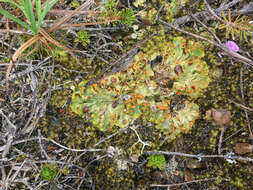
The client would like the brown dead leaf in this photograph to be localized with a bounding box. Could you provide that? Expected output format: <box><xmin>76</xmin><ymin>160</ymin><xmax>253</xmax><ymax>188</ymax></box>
<box><xmin>184</xmin><ymin>169</ymin><xmax>192</xmax><ymax>182</ymax></box>
<box><xmin>234</xmin><ymin>143</ymin><xmax>253</xmax><ymax>155</ymax></box>
<box><xmin>211</xmin><ymin>109</ymin><xmax>231</xmax><ymax>127</ymax></box>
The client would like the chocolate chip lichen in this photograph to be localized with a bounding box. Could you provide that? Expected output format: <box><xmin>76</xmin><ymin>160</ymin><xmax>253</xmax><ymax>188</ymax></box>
<box><xmin>71</xmin><ymin>30</ymin><xmax>210</xmax><ymax>141</ymax></box>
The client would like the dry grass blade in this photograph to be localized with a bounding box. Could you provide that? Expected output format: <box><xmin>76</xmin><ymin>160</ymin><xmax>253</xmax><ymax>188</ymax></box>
<box><xmin>40</xmin><ymin>37</ymin><xmax>54</xmax><ymax>52</ymax></box>
<box><xmin>12</xmin><ymin>35</ymin><xmax>40</xmax><ymax>62</ymax></box>
<box><xmin>6</xmin><ymin>27</ymin><xmax>80</xmax><ymax>86</ymax></box>
<box><xmin>25</xmin><ymin>41</ymin><xmax>40</xmax><ymax>58</ymax></box>
<box><xmin>6</xmin><ymin>35</ymin><xmax>40</xmax><ymax>85</ymax></box>
<box><xmin>49</xmin><ymin>9</ymin><xmax>98</xmax><ymax>16</ymax></box>
<box><xmin>59</xmin><ymin>19</ymin><xmax>120</xmax><ymax>29</ymax></box>
<box><xmin>228</xmin><ymin>99</ymin><xmax>253</xmax><ymax>112</ymax></box>
<box><xmin>39</xmin><ymin>28</ymin><xmax>80</xmax><ymax>64</ymax></box>
<box><xmin>48</xmin><ymin>0</ymin><xmax>94</xmax><ymax>32</ymax></box>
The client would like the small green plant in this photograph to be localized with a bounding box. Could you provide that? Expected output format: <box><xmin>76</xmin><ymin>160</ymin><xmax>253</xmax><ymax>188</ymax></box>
<box><xmin>74</xmin><ymin>30</ymin><xmax>90</xmax><ymax>46</ymax></box>
<box><xmin>69</xmin><ymin>0</ymin><xmax>80</xmax><ymax>8</ymax></box>
<box><xmin>118</xmin><ymin>8</ymin><xmax>136</xmax><ymax>26</ymax></box>
<box><xmin>133</xmin><ymin>0</ymin><xmax>146</xmax><ymax>7</ymax></box>
<box><xmin>100</xmin><ymin>0</ymin><xmax>136</xmax><ymax>26</ymax></box>
<box><xmin>53</xmin><ymin>47</ymin><xmax>68</xmax><ymax>62</ymax></box>
<box><xmin>40</xmin><ymin>164</ymin><xmax>57</xmax><ymax>181</ymax></box>
<box><xmin>147</xmin><ymin>154</ymin><xmax>166</xmax><ymax>170</ymax></box>
<box><xmin>0</xmin><ymin>0</ymin><xmax>58</xmax><ymax>35</ymax></box>
<box><xmin>102</xmin><ymin>0</ymin><xmax>116</xmax><ymax>12</ymax></box>
<box><xmin>218</xmin><ymin>9</ymin><xmax>253</xmax><ymax>40</ymax></box>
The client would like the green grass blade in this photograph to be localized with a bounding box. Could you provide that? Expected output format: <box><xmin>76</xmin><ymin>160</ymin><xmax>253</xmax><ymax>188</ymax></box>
<box><xmin>0</xmin><ymin>0</ymin><xmax>28</xmax><ymax>17</ymax></box>
<box><xmin>37</xmin><ymin>0</ymin><xmax>58</xmax><ymax>30</ymax></box>
<box><xmin>47</xmin><ymin>0</ymin><xmax>59</xmax><ymax>12</ymax></box>
<box><xmin>36</xmin><ymin>0</ymin><xmax>42</xmax><ymax>22</ymax></box>
<box><xmin>0</xmin><ymin>8</ymin><xmax>31</xmax><ymax>31</ymax></box>
<box><xmin>0</xmin><ymin>0</ymin><xmax>22</xmax><ymax>9</ymax></box>
<box><xmin>243</xmin><ymin>31</ymin><xmax>247</xmax><ymax>41</ymax></box>
<box><xmin>24</xmin><ymin>0</ymin><xmax>37</xmax><ymax>34</ymax></box>
<box><xmin>19</xmin><ymin>0</ymin><xmax>25</xmax><ymax>6</ymax></box>
<box><xmin>19</xmin><ymin>0</ymin><xmax>28</xmax><ymax>17</ymax></box>
<box><xmin>15</xmin><ymin>0</ymin><xmax>29</xmax><ymax>20</ymax></box>
<box><xmin>37</xmin><ymin>0</ymin><xmax>50</xmax><ymax>30</ymax></box>
<box><xmin>222</xmin><ymin>11</ymin><xmax>228</xmax><ymax>23</ymax></box>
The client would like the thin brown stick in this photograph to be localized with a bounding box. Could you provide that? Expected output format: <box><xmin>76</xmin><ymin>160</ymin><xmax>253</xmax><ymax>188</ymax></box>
<box><xmin>48</xmin><ymin>9</ymin><xmax>99</xmax><ymax>16</ymax></box>
<box><xmin>218</xmin><ymin>127</ymin><xmax>225</xmax><ymax>154</ymax></box>
<box><xmin>0</xmin><ymin>29</ymin><xmax>31</xmax><ymax>34</ymax></box>
<box><xmin>48</xmin><ymin>0</ymin><xmax>94</xmax><ymax>32</ymax></box>
<box><xmin>146</xmin><ymin>151</ymin><xmax>253</xmax><ymax>162</ymax></box>
<box><xmin>189</xmin><ymin>11</ymin><xmax>221</xmax><ymax>44</ymax></box>
<box><xmin>40</xmin><ymin>36</ymin><xmax>53</xmax><ymax>52</ymax></box>
<box><xmin>39</xmin><ymin>28</ymin><xmax>80</xmax><ymax>64</ymax></box>
<box><xmin>239</xmin><ymin>68</ymin><xmax>253</xmax><ymax>138</ymax></box>
<box><xmin>58</xmin><ymin>19</ymin><xmax>120</xmax><ymax>30</ymax></box>
<box><xmin>222</xmin><ymin>124</ymin><xmax>244</xmax><ymax>144</ymax></box>
<box><xmin>150</xmin><ymin>177</ymin><xmax>226</xmax><ymax>188</ymax></box>
<box><xmin>5</xmin><ymin>18</ymin><xmax>10</xmax><ymax>38</ymax></box>
<box><xmin>203</xmin><ymin>0</ymin><xmax>224</xmax><ymax>23</ymax></box>
<box><xmin>12</xmin><ymin>35</ymin><xmax>40</xmax><ymax>62</ymax></box>
<box><xmin>228</xmin><ymin>99</ymin><xmax>253</xmax><ymax>112</ymax></box>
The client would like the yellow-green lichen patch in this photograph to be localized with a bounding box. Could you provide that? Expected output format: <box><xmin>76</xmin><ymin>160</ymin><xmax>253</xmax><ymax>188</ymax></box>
<box><xmin>71</xmin><ymin>30</ymin><xmax>210</xmax><ymax>142</ymax></box>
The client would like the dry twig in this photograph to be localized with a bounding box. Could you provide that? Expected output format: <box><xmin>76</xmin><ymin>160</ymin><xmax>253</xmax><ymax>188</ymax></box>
<box><xmin>239</xmin><ymin>68</ymin><xmax>253</xmax><ymax>138</ymax></box>
<box><xmin>150</xmin><ymin>177</ymin><xmax>227</xmax><ymax>188</ymax></box>
<box><xmin>146</xmin><ymin>151</ymin><xmax>253</xmax><ymax>162</ymax></box>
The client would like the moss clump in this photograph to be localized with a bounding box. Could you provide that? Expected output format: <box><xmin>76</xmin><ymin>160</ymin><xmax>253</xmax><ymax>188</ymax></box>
<box><xmin>100</xmin><ymin>0</ymin><xmax>136</xmax><ymax>27</ymax></box>
<box><xmin>147</xmin><ymin>154</ymin><xmax>166</xmax><ymax>170</ymax></box>
<box><xmin>40</xmin><ymin>164</ymin><xmax>57</xmax><ymax>181</ymax></box>
<box><xmin>74</xmin><ymin>30</ymin><xmax>90</xmax><ymax>46</ymax></box>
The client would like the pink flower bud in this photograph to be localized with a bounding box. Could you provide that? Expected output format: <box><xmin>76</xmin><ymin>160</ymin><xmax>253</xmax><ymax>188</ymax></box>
<box><xmin>226</xmin><ymin>41</ymin><xmax>239</xmax><ymax>52</ymax></box>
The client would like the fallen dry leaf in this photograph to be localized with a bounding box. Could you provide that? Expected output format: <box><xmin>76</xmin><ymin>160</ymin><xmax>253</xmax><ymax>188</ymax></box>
<box><xmin>234</xmin><ymin>143</ymin><xmax>253</xmax><ymax>155</ymax></box>
<box><xmin>184</xmin><ymin>169</ymin><xmax>193</xmax><ymax>182</ymax></box>
<box><xmin>211</xmin><ymin>109</ymin><xmax>231</xmax><ymax>127</ymax></box>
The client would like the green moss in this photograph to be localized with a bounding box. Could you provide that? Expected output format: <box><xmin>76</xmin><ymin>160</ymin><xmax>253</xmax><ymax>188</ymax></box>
<box><xmin>100</xmin><ymin>0</ymin><xmax>136</xmax><ymax>27</ymax></box>
<box><xmin>69</xmin><ymin>0</ymin><xmax>80</xmax><ymax>8</ymax></box>
<box><xmin>53</xmin><ymin>48</ymin><xmax>68</xmax><ymax>62</ymax></box>
<box><xmin>147</xmin><ymin>154</ymin><xmax>166</xmax><ymax>170</ymax></box>
<box><xmin>40</xmin><ymin>164</ymin><xmax>58</xmax><ymax>181</ymax></box>
<box><xmin>74</xmin><ymin>30</ymin><xmax>90</xmax><ymax>46</ymax></box>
